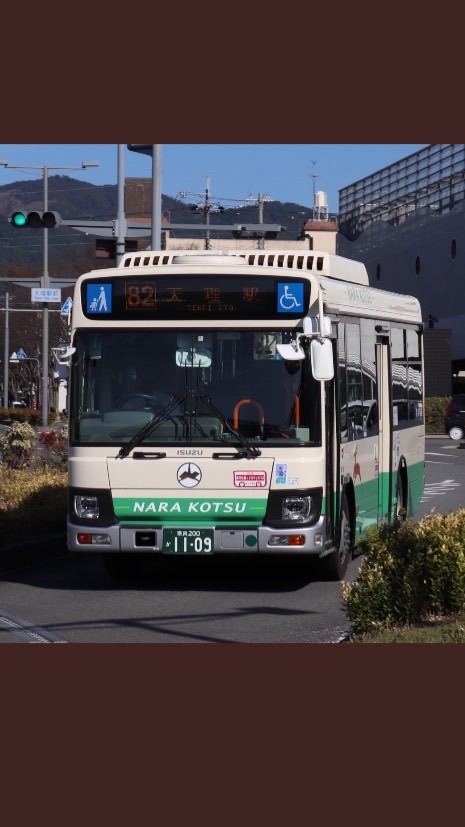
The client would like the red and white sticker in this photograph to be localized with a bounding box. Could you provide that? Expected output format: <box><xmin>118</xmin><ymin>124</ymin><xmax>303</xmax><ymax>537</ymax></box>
<box><xmin>234</xmin><ymin>471</ymin><xmax>267</xmax><ymax>488</ymax></box>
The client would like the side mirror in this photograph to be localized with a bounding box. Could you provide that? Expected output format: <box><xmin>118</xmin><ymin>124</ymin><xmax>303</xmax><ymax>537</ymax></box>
<box><xmin>311</xmin><ymin>338</ymin><xmax>334</xmax><ymax>381</ymax></box>
<box><xmin>52</xmin><ymin>345</ymin><xmax>76</xmax><ymax>365</ymax></box>
<box><xmin>276</xmin><ymin>342</ymin><xmax>305</xmax><ymax>360</ymax></box>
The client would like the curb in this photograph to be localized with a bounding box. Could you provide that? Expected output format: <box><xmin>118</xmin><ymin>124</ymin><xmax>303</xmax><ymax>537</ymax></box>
<box><xmin>0</xmin><ymin>532</ymin><xmax>68</xmax><ymax>575</ymax></box>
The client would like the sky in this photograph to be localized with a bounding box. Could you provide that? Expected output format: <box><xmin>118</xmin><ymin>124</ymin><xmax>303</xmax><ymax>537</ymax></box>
<box><xmin>0</xmin><ymin>144</ymin><xmax>429</xmax><ymax>213</ymax></box>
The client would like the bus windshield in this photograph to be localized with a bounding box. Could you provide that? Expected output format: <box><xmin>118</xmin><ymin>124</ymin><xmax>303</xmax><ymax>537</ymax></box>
<box><xmin>69</xmin><ymin>328</ymin><xmax>322</xmax><ymax>448</ymax></box>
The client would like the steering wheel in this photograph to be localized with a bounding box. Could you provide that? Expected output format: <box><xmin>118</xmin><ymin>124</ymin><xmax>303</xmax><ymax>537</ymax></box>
<box><xmin>115</xmin><ymin>394</ymin><xmax>163</xmax><ymax>411</ymax></box>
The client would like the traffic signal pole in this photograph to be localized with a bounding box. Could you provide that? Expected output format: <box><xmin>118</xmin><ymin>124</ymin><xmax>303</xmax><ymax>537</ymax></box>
<box><xmin>152</xmin><ymin>145</ymin><xmax>162</xmax><ymax>250</ymax></box>
<box><xmin>3</xmin><ymin>292</ymin><xmax>9</xmax><ymax>408</ymax></box>
<box><xmin>116</xmin><ymin>145</ymin><xmax>127</xmax><ymax>266</ymax></box>
<box><xmin>42</xmin><ymin>167</ymin><xmax>50</xmax><ymax>425</ymax></box>
<box><xmin>1</xmin><ymin>158</ymin><xmax>99</xmax><ymax>425</ymax></box>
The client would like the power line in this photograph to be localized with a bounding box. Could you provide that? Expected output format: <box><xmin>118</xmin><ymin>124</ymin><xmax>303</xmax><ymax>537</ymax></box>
<box><xmin>179</xmin><ymin>177</ymin><xmax>273</xmax><ymax>249</ymax></box>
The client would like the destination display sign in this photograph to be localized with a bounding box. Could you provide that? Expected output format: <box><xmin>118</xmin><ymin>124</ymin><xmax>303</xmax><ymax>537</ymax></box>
<box><xmin>82</xmin><ymin>275</ymin><xmax>310</xmax><ymax>320</ymax></box>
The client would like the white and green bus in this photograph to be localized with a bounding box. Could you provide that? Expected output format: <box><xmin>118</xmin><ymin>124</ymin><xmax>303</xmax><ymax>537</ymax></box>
<box><xmin>64</xmin><ymin>249</ymin><xmax>425</xmax><ymax>579</ymax></box>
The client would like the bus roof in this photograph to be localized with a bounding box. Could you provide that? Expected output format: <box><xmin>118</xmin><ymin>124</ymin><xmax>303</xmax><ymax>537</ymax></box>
<box><xmin>117</xmin><ymin>249</ymin><xmax>370</xmax><ymax>286</ymax></box>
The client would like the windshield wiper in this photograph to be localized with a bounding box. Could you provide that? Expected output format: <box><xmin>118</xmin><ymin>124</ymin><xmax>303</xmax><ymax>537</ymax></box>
<box><xmin>199</xmin><ymin>394</ymin><xmax>261</xmax><ymax>458</ymax></box>
<box><xmin>117</xmin><ymin>395</ymin><xmax>184</xmax><ymax>458</ymax></box>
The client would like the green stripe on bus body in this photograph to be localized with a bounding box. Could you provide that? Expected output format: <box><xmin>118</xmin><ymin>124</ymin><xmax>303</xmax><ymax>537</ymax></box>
<box><xmin>120</xmin><ymin>521</ymin><xmax>262</xmax><ymax>529</ymax></box>
<box><xmin>113</xmin><ymin>497</ymin><xmax>268</xmax><ymax>521</ymax></box>
<box><xmin>330</xmin><ymin>459</ymin><xmax>425</xmax><ymax>536</ymax></box>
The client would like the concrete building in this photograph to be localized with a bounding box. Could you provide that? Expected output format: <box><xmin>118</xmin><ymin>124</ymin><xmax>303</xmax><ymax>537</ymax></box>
<box><xmin>336</xmin><ymin>144</ymin><xmax>465</xmax><ymax>394</ymax></box>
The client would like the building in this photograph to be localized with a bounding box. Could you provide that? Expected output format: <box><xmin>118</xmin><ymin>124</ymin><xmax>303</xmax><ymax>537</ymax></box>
<box><xmin>336</xmin><ymin>143</ymin><xmax>465</xmax><ymax>395</ymax></box>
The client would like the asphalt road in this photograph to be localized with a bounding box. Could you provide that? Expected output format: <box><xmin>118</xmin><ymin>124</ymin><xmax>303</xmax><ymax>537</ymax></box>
<box><xmin>0</xmin><ymin>550</ymin><xmax>364</xmax><ymax>644</ymax></box>
<box><xmin>417</xmin><ymin>435</ymin><xmax>465</xmax><ymax>519</ymax></box>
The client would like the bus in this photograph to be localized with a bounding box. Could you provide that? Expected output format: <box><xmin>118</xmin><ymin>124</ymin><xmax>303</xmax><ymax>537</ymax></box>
<box><xmin>62</xmin><ymin>248</ymin><xmax>425</xmax><ymax>580</ymax></box>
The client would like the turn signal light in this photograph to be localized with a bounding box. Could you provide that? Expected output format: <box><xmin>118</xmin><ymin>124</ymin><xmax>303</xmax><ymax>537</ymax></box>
<box><xmin>287</xmin><ymin>535</ymin><xmax>305</xmax><ymax>546</ymax></box>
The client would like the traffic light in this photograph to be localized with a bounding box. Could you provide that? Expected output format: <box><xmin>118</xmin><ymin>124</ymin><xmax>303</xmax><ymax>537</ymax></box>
<box><xmin>95</xmin><ymin>239</ymin><xmax>139</xmax><ymax>259</ymax></box>
<box><xmin>10</xmin><ymin>210</ymin><xmax>62</xmax><ymax>228</ymax></box>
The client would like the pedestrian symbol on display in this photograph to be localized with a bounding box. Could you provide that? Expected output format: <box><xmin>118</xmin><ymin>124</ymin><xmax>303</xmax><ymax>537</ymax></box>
<box><xmin>87</xmin><ymin>284</ymin><xmax>112</xmax><ymax>314</ymax></box>
<box><xmin>61</xmin><ymin>297</ymin><xmax>73</xmax><ymax>316</ymax></box>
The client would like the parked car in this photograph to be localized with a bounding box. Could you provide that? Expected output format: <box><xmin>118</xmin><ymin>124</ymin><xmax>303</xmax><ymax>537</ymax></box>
<box><xmin>445</xmin><ymin>394</ymin><xmax>465</xmax><ymax>440</ymax></box>
<box><xmin>11</xmin><ymin>401</ymin><xmax>27</xmax><ymax>409</ymax></box>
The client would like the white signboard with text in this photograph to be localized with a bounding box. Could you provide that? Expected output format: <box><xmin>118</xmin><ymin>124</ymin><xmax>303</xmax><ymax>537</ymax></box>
<box><xmin>31</xmin><ymin>288</ymin><xmax>62</xmax><ymax>303</ymax></box>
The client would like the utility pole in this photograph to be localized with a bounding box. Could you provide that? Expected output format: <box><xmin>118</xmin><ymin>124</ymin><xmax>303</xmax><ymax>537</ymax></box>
<box><xmin>310</xmin><ymin>160</ymin><xmax>319</xmax><ymax>219</ymax></box>
<box><xmin>205</xmin><ymin>174</ymin><xmax>211</xmax><ymax>249</ymax></box>
<box><xmin>180</xmin><ymin>174</ymin><xmax>224</xmax><ymax>250</ymax></box>
<box><xmin>245</xmin><ymin>192</ymin><xmax>272</xmax><ymax>249</ymax></box>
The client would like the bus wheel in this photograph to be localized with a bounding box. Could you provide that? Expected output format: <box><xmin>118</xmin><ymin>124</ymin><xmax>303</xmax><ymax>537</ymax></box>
<box><xmin>102</xmin><ymin>553</ymin><xmax>140</xmax><ymax>579</ymax></box>
<box><xmin>323</xmin><ymin>494</ymin><xmax>352</xmax><ymax>581</ymax></box>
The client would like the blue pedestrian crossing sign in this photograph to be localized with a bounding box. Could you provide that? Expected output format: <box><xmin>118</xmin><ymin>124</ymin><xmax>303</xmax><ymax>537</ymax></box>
<box><xmin>16</xmin><ymin>347</ymin><xmax>27</xmax><ymax>359</ymax></box>
<box><xmin>61</xmin><ymin>297</ymin><xmax>73</xmax><ymax>316</ymax></box>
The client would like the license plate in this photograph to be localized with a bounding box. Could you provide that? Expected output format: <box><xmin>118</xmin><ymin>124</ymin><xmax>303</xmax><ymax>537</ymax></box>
<box><xmin>163</xmin><ymin>528</ymin><xmax>214</xmax><ymax>555</ymax></box>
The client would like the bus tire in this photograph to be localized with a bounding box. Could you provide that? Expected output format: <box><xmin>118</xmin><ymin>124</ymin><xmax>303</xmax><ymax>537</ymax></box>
<box><xmin>102</xmin><ymin>552</ymin><xmax>141</xmax><ymax>579</ymax></box>
<box><xmin>323</xmin><ymin>493</ymin><xmax>352</xmax><ymax>581</ymax></box>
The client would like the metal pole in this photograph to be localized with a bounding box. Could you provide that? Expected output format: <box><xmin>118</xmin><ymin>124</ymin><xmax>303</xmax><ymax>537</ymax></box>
<box><xmin>257</xmin><ymin>193</ymin><xmax>264</xmax><ymax>250</ymax></box>
<box><xmin>205</xmin><ymin>174</ymin><xmax>211</xmax><ymax>250</ymax></box>
<box><xmin>152</xmin><ymin>144</ymin><xmax>162</xmax><ymax>249</ymax></box>
<box><xmin>41</xmin><ymin>167</ymin><xmax>49</xmax><ymax>427</ymax></box>
<box><xmin>116</xmin><ymin>145</ymin><xmax>127</xmax><ymax>265</ymax></box>
<box><xmin>3</xmin><ymin>292</ymin><xmax>9</xmax><ymax>408</ymax></box>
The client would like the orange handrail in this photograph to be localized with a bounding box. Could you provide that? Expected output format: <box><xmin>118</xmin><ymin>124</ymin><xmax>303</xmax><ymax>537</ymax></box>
<box><xmin>233</xmin><ymin>399</ymin><xmax>265</xmax><ymax>431</ymax></box>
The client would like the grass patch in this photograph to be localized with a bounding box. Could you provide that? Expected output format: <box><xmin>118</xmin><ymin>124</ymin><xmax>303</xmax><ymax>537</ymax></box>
<box><xmin>346</xmin><ymin>615</ymin><xmax>465</xmax><ymax>643</ymax></box>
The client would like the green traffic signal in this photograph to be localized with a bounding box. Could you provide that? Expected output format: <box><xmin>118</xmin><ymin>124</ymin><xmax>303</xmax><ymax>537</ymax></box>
<box><xmin>9</xmin><ymin>210</ymin><xmax>62</xmax><ymax>228</ymax></box>
<box><xmin>11</xmin><ymin>211</ymin><xmax>27</xmax><ymax>227</ymax></box>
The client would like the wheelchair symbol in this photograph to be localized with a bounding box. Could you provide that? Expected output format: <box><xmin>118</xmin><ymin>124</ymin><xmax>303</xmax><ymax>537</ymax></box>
<box><xmin>277</xmin><ymin>283</ymin><xmax>303</xmax><ymax>313</ymax></box>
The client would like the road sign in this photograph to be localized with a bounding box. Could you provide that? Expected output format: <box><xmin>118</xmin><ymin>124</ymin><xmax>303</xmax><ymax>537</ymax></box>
<box><xmin>31</xmin><ymin>288</ymin><xmax>62</xmax><ymax>303</ymax></box>
<box><xmin>16</xmin><ymin>348</ymin><xmax>27</xmax><ymax>359</ymax></box>
<box><xmin>61</xmin><ymin>297</ymin><xmax>73</xmax><ymax>316</ymax></box>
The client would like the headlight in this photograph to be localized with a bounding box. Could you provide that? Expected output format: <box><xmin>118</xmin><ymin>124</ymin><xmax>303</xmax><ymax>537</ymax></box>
<box><xmin>282</xmin><ymin>496</ymin><xmax>312</xmax><ymax>522</ymax></box>
<box><xmin>74</xmin><ymin>495</ymin><xmax>99</xmax><ymax>519</ymax></box>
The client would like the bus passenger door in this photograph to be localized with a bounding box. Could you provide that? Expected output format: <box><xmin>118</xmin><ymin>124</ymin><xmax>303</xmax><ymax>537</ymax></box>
<box><xmin>376</xmin><ymin>341</ymin><xmax>392</xmax><ymax>523</ymax></box>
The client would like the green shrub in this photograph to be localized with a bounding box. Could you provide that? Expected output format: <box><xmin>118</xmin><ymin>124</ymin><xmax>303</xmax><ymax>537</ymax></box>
<box><xmin>0</xmin><ymin>421</ymin><xmax>37</xmax><ymax>468</ymax></box>
<box><xmin>342</xmin><ymin>510</ymin><xmax>465</xmax><ymax>635</ymax></box>
<box><xmin>0</xmin><ymin>467</ymin><xmax>67</xmax><ymax>546</ymax></box>
<box><xmin>424</xmin><ymin>396</ymin><xmax>451</xmax><ymax>434</ymax></box>
<box><xmin>0</xmin><ymin>407</ymin><xmax>57</xmax><ymax>427</ymax></box>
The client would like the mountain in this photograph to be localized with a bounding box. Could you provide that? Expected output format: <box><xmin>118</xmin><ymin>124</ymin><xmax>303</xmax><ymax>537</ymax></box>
<box><xmin>0</xmin><ymin>175</ymin><xmax>314</xmax><ymax>276</ymax></box>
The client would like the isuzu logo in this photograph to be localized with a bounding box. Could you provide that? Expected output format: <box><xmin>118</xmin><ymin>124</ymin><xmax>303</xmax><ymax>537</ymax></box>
<box><xmin>177</xmin><ymin>462</ymin><xmax>202</xmax><ymax>488</ymax></box>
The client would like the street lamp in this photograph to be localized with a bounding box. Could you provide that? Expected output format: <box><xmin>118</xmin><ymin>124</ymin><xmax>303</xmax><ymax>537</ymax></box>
<box><xmin>0</xmin><ymin>158</ymin><xmax>99</xmax><ymax>425</ymax></box>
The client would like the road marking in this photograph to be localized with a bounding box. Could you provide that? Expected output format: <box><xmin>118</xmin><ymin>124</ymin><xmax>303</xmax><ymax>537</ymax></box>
<box><xmin>426</xmin><ymin>451</ymin><xmax>453</xmax><ymax>457</ymax></box>
<box><xmin>421</xmin><ymin>479</ymin><xmax>461</xmax><ymax>502</ymax></box>
<box><xmin>0</xmin><ymin>610</ymin><xmax>67</xmax><ymax>644</ymax></box>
